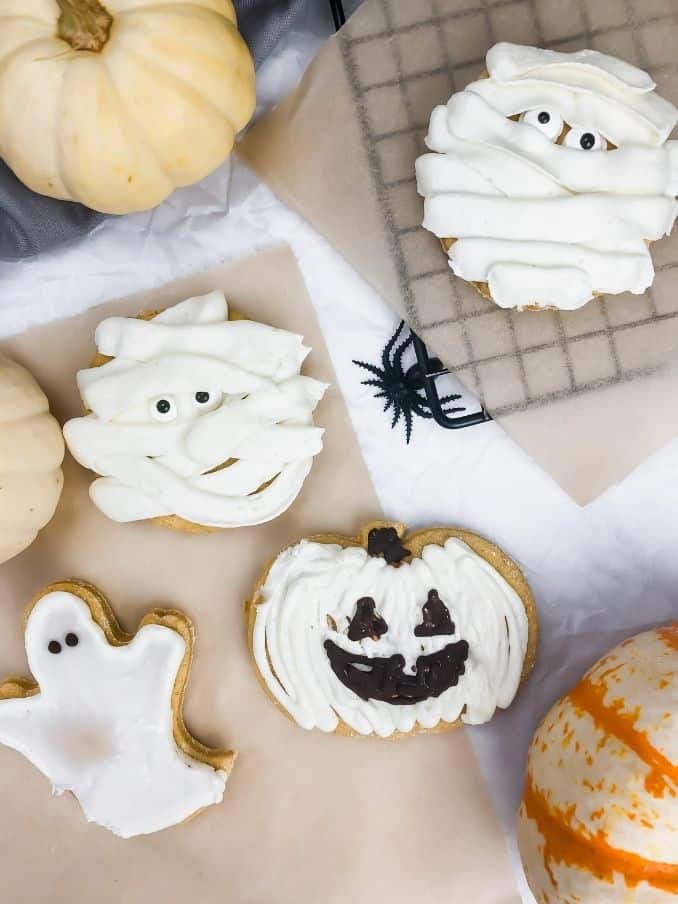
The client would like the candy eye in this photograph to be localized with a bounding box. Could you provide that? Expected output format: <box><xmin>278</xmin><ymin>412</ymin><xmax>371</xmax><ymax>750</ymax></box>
<box><xmin>193</xmin><ymin>390</ymin><xmax>222</xmax><ymax>411</ymax></box>
<box><xmin>564</xmin><ymin>128</ymin><xmax>605</xmax><ymax>151</ymax></box>
<box><xmin>151</xmin><ymin>396</ymin><xmax>177</xmax><ymax>422</ymax></box>
<box><xmin>520</xmin><ymin>108</ymin><xmax>563</xmax><ymax>142</ymax></box>
<box><xmin>414</xmin><ymin>590</ymin><xmax>454</xmax><ymax>637</ymax></box>
<box><xmin>347</xmin><ymin>597</ymin><xmax>388</xmax><ymax>641</ymax></box>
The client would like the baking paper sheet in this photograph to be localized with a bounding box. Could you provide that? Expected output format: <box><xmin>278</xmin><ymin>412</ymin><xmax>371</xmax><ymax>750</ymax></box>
<box><xmin>239</xmin><ymin>0</ymin><xmax>678</xmax><ymax>504</ymax></box>
<box><xmin>0</xmin><ymin>246</ymin><xmax>519</xmax><ymax>904</ymax></box>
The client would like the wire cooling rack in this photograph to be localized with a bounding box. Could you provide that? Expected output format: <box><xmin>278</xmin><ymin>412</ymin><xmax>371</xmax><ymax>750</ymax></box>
<box><xmin>332</xmin><ymin>0</ymin><xmax>678</xmax><ymax>420</ymax></box>
<box><xmin>329</xmin><ymin>0</ymin><xmax>491</xmax><ymax>430</ymax></box>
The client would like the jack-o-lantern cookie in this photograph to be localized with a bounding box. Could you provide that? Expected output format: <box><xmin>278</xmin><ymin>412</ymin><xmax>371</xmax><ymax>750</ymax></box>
<box><xmin>416</xmin><ymin>43</ymin><xmax>678</xmax><ymax>311</ymax></box>
<box><xmin>63</xmin><ymin>290</ymin><xmax>327</xmax><ymax>531</ymax></box>
<box><xmin>0</xmin><ymin>581</ymin><xmax>234</xmax><ymax>837</ymax></box>
<box><xmin>246</xmin><ymin>521</ymin><xmax>537</xmax><ymax>738</ymax></box>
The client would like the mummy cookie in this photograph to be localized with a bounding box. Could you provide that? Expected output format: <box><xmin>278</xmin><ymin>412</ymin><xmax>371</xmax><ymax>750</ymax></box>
<box><xmin>63</xmin><ymin>291</ymin><xmax>327</xmax><ymax>530</ymax></box>
<box><xmin>0</xmin><ymin>581</ymin><xmax>234</xmax><ymax>838</ymax></box>
<box><xmin>416</xmin><ymin>43</ymin><xmax>678</xmax><ymax>311</ymax></box>
<box><xmin>247</xmin><ymin>522</ymin><xmax>537</xmax><ymax>738</ymax></box>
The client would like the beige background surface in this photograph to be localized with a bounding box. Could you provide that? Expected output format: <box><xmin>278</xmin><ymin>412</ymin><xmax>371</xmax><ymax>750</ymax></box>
<box><xmin>0</xmin><ymin>247</ymin><xmax>519</xmax><ymax>903</ymax></box>
<box><xmin>239</xmin><ymin>0</ymin><xmax>678</xmax><ymax>504</ymax></box>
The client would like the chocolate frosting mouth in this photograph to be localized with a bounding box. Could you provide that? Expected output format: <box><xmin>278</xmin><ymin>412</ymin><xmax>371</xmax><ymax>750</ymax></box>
<box><xmin>324</xmin><ymin>638</ymin><xmax>469</xmax><ymax>705</ymax></box>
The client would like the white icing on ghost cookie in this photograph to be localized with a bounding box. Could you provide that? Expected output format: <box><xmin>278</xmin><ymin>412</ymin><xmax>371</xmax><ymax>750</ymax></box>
<box><xmin>63</xmin><ymin>291</ymin><xmax>327</xmax><ymax>528</ymax></box>
<box><xmin>0</xmin><ymin>584</ymin><xmax>233</xmax><ymax>838</ymax></box>
<box><xmin>250</xmin><ymin>529</ymin><xmax>532</xmax><ymax>738</ymax></box>
<box><xmin>415</xmin><ymin>42</ymin><xmax>678</xmax><ymax>311</ymax></box>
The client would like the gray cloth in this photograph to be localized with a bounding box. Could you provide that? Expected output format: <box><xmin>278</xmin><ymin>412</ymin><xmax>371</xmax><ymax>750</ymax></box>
<box><xmin>0</xmin><ymin>0</ymin><xmax>315</xmax><ymax>262</ymax></box>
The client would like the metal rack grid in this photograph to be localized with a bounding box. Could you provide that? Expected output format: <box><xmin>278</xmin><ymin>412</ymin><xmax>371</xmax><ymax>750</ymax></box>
<box><xmin>336</xmin><ymin>0</ymin><xmax>678</xmax><ymax>417</ymax></box>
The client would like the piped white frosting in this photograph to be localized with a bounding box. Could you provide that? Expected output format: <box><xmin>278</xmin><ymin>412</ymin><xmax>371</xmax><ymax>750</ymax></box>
<box><xmin>252</xmin><ymin>537</ymin><xmax>529</xmax><ymax>737</ymax></box>
<box><xmin>63</xmin><ymin>292</ymin><xmax>327</xmax><ymax>527</ymax></box>
<box><xmin>0</xmin><ymin>591</ymin><xmax>226</xmax><ymax>838</ymax></box>
<box><xmin>416</xmin><ymin>42</ymin><xmax>678</xmax><ymax>310</ymax></box>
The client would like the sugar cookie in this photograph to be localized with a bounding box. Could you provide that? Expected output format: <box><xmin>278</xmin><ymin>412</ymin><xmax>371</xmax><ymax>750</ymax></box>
<box><xmin>416</xmin><ymin>43</ymin><xmax>678</xmax><ymax>311</ymax></box>
<box><xmin>246</xmin><ymin>521</ymin><xmax>537</xmax><ymax>738</ymax></box>
<box><xmin>63</xmin><ymin>291</ymin><xmax>327</xmax><ymax>531</ymax></box>
<box><xmin>0</xmin><ymin>581</ymin><xmax>234</xmax><ymax>837</ymax></box>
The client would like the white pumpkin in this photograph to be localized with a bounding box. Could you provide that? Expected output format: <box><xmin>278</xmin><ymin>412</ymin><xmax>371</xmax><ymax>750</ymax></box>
<box><xmin>518</xmin><ymin>624</ymin><xmax>678</xmax><ymax>903</ymax></box>
<box><xmin>0</xmin><ymin>0</ymin><xmax>255</xmax><ymax>214</ymax></box>
<box><xmin>0</xmin><ymin>354</ymin><xmax>64</xmax><ymax>564</ymax></box>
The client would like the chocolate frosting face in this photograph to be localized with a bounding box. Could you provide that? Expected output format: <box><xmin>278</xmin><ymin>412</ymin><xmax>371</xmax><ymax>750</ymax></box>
<box><xmin>324</xmin><ymin>638</ymin><xmax>469</xmax><ymax>705</ymax></box>
<box><xmin>414</xmin><ymin>589</ymin><xmax>454</xmax><ymax>637</ymax></box>
<box><xmin>347</xmin><ymin>597</ymin><xmax>388</xmax><ymax>641</ymax></box>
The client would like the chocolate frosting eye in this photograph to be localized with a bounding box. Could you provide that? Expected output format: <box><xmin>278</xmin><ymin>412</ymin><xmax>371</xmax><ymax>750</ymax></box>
<box><xmin>414</xmin><ymin>590</ymin><xmax>454</xmax><ymax>637</ymax></box>
<box><xmin>347</xmin><ymin>597</ymin><xmax>388</xmax><ymax>641</ymax></box>
<box><xmin>48</xmin><ymin>640</ymin><xmax>61</xmax><ymax>654</ymax></box>
<box><xmin>65</xmin><ymin>632</ymin><xmax>79</xmax><ymax>647</ymax></box>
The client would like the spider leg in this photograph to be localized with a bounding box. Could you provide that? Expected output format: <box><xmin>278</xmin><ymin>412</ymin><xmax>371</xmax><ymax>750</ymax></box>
<box><xmin>381</xmin><ymin>321</ymin><xmax>406</xmax><ymax>371</ymax></box>
<box><xmin>359</xmin><ymin>377</ymin><xmax>387</xmax><ymax>389</ymax></box>
<box><xmin>391</xmin><ymin>401</ymin><xmax>403</xmax><ymax>429</ymax></box>
<box><xmin>438</xmin><ymin>393</ymin><xmax>463</xmax><ymax>404</ymax></box>
<box><xmin>353</xmin><ymin>360</ymin><xmax>386</xmax><ymax>379</ymax></box>
<box><xmin>404</xmin><ymin>407</ymin><xmax>414</xmax><ymax>444</ymax></box>
<box><xmin>393</xmin><ymin>332</ymin><xmax>415</xmax><ymax>376</ymax></box>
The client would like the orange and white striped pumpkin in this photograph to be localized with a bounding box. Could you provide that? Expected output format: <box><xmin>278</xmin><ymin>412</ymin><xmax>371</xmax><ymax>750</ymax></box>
<box><xmin>518</xmin><ymin>624</ymin><xmax>678</xmax><ymax>903</ymax></box>
<box><xmin>0</xmin><ymin>354</ymin><xmax>64</xmax><ymax>564</ymax></box>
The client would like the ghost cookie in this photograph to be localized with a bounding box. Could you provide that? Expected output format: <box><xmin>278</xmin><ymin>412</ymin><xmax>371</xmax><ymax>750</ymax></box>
<box><xmin>63</xmin><ymin>290</ymin><xmax>327</xmax><ymax>531</ymax></box>
<box><xmin>0</xmin><ymin>581</ymin><xmax>234</xmax><ymax>837</ymax></box>
<box><xmin>416</xmin><ymin>43</ymin><xmax>678</xmax><ymax>311</ymax></box>
<box><xmin>246</xmin><ymin>521</ymin><xmax>537</xmax><ymax>738</ymax></box>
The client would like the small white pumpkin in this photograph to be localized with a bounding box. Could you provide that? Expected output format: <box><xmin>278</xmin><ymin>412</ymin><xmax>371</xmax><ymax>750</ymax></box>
<box><xmin>0</xmin><ymin>354</ymin><xmax>64</xmax><ymax>564</ymax></box>
<box><xmin>518</xmin><ymin>624</ymin><xmax>678</xmax><ymax>903</ymax></box>
<box><xmin>0</xmin><ymin>0</ymin><xmax>255</xmax><ymax>214</ymax></box>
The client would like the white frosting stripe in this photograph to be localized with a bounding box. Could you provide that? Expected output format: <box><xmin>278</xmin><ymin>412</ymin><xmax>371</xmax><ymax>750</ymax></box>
<box><xmin>449</xmin><ymin>238</ymin><xmax>654</xmax><ymax>295</ymax></box>
<box><xmin>445</xmin><ymin>93</ymin><xmax>678</xmax><ymax>196</ymax></box>
<box><xmin>79</xmin><ymin>354</ymin><xmax>275</xmax><ymax>420</ymax></box>
<box><xmin>95</xmin><ymin>318</ymin><xmax>309</xmax><ymax>381</ymax></box>
<box><xmin>425</xmin><ymin>106</ymin><xmax>569</xmax><ymax>197</ymax></box>
<box><xmin>252</xmin><ymin>537</ymin><xmax>529</xmax><ymax>737</ymax></box>
<box><xmin>487</xmin><ymin>43</ymin><xmax>655</xmax><ymax>93</ymax></box>
<box><xmin>488</xmin><ymin>263</ymin><xmax>592</xmax><ymax>311</ymax></box>
<box><xmin>152</xmin><ymin>291</ymin><xmax>227</xmax><ymax>325</ymax></box>
<box><xmin>468</xmin><ymin>78</ymin><xmax>672</xmax><ymax>147</ymax></box>
<box><xmin>64</xmin><ymin>292</ymin><xmax>326</xmax><ymax>527</ymax></box>
<box><xmin>423</xmin><ymin>193</ymin><xmax>675</xmax><ymax>244</ymax></box>
<box><xmin>415</xmin><ymin>151</ymin><xmax>501</xmax><ymax>196</ymax></box>
<box><xmin>94</xmin><ymin>455</ymin><xmax>313</xmax><ymax>527</ymax></box>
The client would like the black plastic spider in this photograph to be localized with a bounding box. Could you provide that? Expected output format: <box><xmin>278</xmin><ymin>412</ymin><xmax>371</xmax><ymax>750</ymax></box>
<box><xmin>353</xmin><ymin>322</ymin><xmax>465</xmax><ymax>443</ymax></box>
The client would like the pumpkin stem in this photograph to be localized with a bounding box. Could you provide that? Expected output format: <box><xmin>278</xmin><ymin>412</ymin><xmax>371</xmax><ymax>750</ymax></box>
<box><xmin>56</xmin><ymin>0</ymin><xmax>113</xmax><ymax>52</ymax></box>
